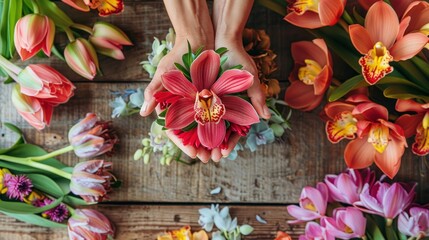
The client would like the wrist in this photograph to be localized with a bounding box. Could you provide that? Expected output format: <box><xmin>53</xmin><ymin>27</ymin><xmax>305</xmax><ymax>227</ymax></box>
<box><xmin>175</xmin><ymin>31</ymin><xmax>214</xmax><ymax>50</ymax></box>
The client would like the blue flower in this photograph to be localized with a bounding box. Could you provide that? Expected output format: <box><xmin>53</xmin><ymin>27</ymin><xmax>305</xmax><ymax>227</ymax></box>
<box><xmin>109</xmin><ymin>96</ymin><xmax>127</xmax><ymax>118</ymax></box>
<box><xmin>245</xmin><ymin>121</ymin><xmax>275</xmax><ymax>152</ymax></box>
<box><xmin>226</xmin><ymin>143</ymin><xmax>243</xmax><ymax>160</ymax></box>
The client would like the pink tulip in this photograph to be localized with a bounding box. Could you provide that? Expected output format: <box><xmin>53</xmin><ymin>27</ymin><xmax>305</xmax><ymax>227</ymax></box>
<box><xmin>349</xmin><ymin>1</ymin><xmax>428</xmax><ymax>85</ymax></box>
<box><xmin>11</xmin><ymin>84</ymin><xmax>53</xmax><ymax>130</ymax></box>
<box><xmin>354</xmin><ymin>181</ymin><xmax>416</xmax><ymax>223</ymax></box>
<box><xmin>284</xmin><ymin>0</ymin><xmax>346</xmax><ymax>29</ymax></box>
<box><xmin>284</xmin><ymin>39</ymin><xmax>332</xmax><ymax>111</ymax></box>
<box><xmin>68</xmin><ymin>209</ymin><xmax>114</xmax><ymax>240</ymax></box>
<box><xmin>396</xmin><ymin>99</ymin><xmax>429</xmax><ymax>156</ymax></box>
<box><xmin>287</xmin><ymin>183</ymin><xmax>328</xmax><ymax>223</ymax></box>
<box><xmin>299</xmin><ymin>221</ymin><xmax>334</xmax><ymax>240</ymax></box>
<box><xmin>69</xmin><ymin>113</ymin><xmax>118</xmax><ymax>158</ymax></box>
<box><xmin>89</xmin><ymin>22</ymin><xmax>132</xmax><ymax>60</ymax></box>
<box><xmin>322</xmin><ymin>207</ymin><xmax>366</xmax><ymax>239</ymax></box>
<box><xmin>62</xmin><ymin>0</ymin><xmax>124</xmax><ymax>16</ymax></box>
<box><xmin>156</xmin><ymin>50</ymin><xmax>259</xmax><ymax>150</ymax></box>
<box><xmin>324</xmin><ymin>168</ymin><xmax>375</xmax><ymax>205</ymax></box>
<box><xmin>17</xmin><ymin>64</ymin><xmax>75</xmax><ymax>105</ymax></box>
<box><xmin>64</xmin><ymin>38</ymin><xmax>99</xmax><ymax>80</ymax></box>
<box><xmin>70</xmin><ymin>160</ymin><xmax>113</xmax><ymax>203</ymax></box>
<box><xmin>344</xmin><ymin>102</ymin><xmax>407</xmax><ymax>179</ymax></box>
<box><xmin>14</xmin><ymin>14</ymin><xmax>55</xmax><ymax>61</ymax></box>
<box><xmin>398</xmin><ymin>206</ymin><xmax>429</xmax><ymax>238</ymax></box>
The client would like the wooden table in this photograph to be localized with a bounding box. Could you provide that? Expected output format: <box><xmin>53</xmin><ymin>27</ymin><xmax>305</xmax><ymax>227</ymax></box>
<box><xmin>0</xmin><ymin>1</ymin><xmax>427</xmax><ymax>239</ymax></box>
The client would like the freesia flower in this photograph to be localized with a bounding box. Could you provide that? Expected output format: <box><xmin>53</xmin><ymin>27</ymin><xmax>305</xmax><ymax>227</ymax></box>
<box><xmin>398</xmin><ymin>206</ymin><xmax>429</xmax><ymax>238</ymax></box>
<box><xmin>275</xmin><ymin>231</ymin><xmax>292</xmax><ymax>240</ymax></box>
<box><xmin>4</xmin><ymin>174</ymin><xmax>33</xmax><ymax>201</ymax></box>
<box><xmin>68</xmin><ymin>209</ymin><xmax>114</xmax><ymax>240</ymax></box>
<box><xmin>284</xmin><ymin>39</ymin><xmax>332</xmax><ymax>111</ymax></box>
<box><xmin>349</xmin><ymin>1</ymin><xmax>428</xmax><ymax>84</ymax></box>
<box><xmin>284</xmin><ymin>0</ymin><xmax>346</xmax><ymax>29</ymax></box>
<box><xmin>322</xmin><ymin>207</ymin><xmax>366</xmax><ymax>239</ymax></box>
<box><xmin>157</xmin><ymin>50</ymin><xmax>259</xmax><ymax>150</ymax></box>
<box><xmin>158</xmin><ymin>226</ymin><xmax>208</xmax><ymax>240</ymax></box>
<box><xmin>17</xmin><ymin>64</ymin><xmax>75</xmax><ymax>105</ymax></box>
<box><xmin>324</xmin><ymin>168</ymin><xmax>375</xmax><ymax>205</ymax></box>
<box><xmin>89</xmin><ymin>22</ymin><xmax>132</xmax><ymax>60</ymax></box>
<box><xmin>70</xmin><ymin>160</ymin><xmax>113</xmax><ymax>203</ymax></box>
<box><xmin>69</xmin><ymin>113</ymin><xmax>118</xmax><ymax>158</ymax></box>
<box><xmin>11</xmin><ymin>84</ymin><xmax>53</xmax><ymax>130</ymax></box>
<box><xmin>64</xmin><ymin>38</ymin><xmax>99</xmax><ymax>80</ymax></box>
<box><xmin>344</xmin><ymin>102</ymin><xmax>407</xmax><ymax>179</ymax></box>
<box><xmin>396</xmin><ymin>99</ymin><xmax>429</xmax><ymax>156</ymax></box>
<box><xmin>245</xmin><ymin>121</ymin><xmax>274</xmax><ymax>152</ymax></box>
<box><xmin>287</xmin><ymin>182</ymin><xmax>328</xmax><ymax>223</ymax></box>
<box><xmin>354</xmin><ymin>181</ymin><xmax>416</xmax><ymax>224</ymax></box>
<box><xmin>14</xmin><ymin>14</ymin><xmax>55</xmax><ymax>61</ymax></box>
<box><xmin>62</xmin><ymin>0</ymin><xmax>124</xmax><ymax>16</ymax></box>
<box><xmin>299</xmin><ymin>221</ymin><xmax>334</xmax><ymax>240</ymax></box>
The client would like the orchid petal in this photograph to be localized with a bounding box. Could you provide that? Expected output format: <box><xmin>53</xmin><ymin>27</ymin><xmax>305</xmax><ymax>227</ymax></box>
<box><xmin>303</xmin><ymin>186</ymin><xmax>327</xmax><ymax>216</ymax></box>
<box><xmin>319</xmin><ymin>0</ymin><xmax>344</xmax><ymax>26</ymax></box>
<box><xmin>349</xmin><ymin>25</ymin><xmax>374</xmax><ymax>54</ymax></box>
<box><xmin>391</xmin><ymin>0</ymin><xmax>416</xmax><ymax>18</ymax></box>
<box><xmin>396</xmin><ymin>99</ymin><xmax>427</xmax><ymax>113</ymax></box>
<box><xmin>366</xmin><ymin>1</ymin><xmax>399</xmax><ymax>49</ymax></box>
<box><xmin>165</xmin><ymin>98</ymin><xmax>195</xmax><ymax>129</ymax></box>
<box><xmin>221</xmin><ymin>96</ymin><xmax>259</xmax><ymax>126</ymax></box>
<box><xmin>344</xmin><ymin>138</ymin><xmax>376</xmax><ymax>169</ymax></box>
<box><xmin>395</xmin><ymin>114</ymin><xmax>423</xmax><ymax>138</ymax></box>
<box><xmin>284</xmin><ymin>12</ymin><xmax>324</xmax><ymax>29</ymax></box>
<box><xmin>291</xmin><ymin>41</ymin><xmax>327</xmax><ymax>67</ymax></box>
<box><xmin>197</xmin><ymin>121</ymin><xmax>226</xmax><ymax>149</ymax></box>
<box><xmin>390</xmin><ymin>33</ymin><xmax>428</xmax><ymax>61</ymax></box>
<box><xmin>374</xmin><ymin>135</ymin><xmax>405</xmax><ymax>179</ymax></box>
<box><xmin>62</xmin><ymin>0</ymin><xmax>90</xmax><ymax>11</ymax></box>
<box><xmin>313</xmin><ymin>65</ymin><xmax>332</xmax><ymax>95</ymax></box>
<box><xmin>323</xmin><ymin>102</ymin><xmax>355</xmax><ymax>119</ymax></box>
<box><xmin>353</xmin><ymin>102</ymin><xmax>389</xmax><ymax>121</ymax></box>
<box><xmin>161</xmin><ymin>70</ymin><xmax>197</xmax><ymax>99</ymax></box>
<box><xmin>211</xmin><ymin>69</ymin><xmax>253</xmax><ymax>96</ymax></box>
<box><xmin>285</xmin><ymin>81</ymin><xmax>323</xmax><ymax>111</ymax></box>
<box><xmin>287</xmin><ymin>205</ymin><xmax>321</xmax><ymax>222</ymax></box>
<box><xmin>191</xmin><ymin>50</ymin><xmax>220</xmax><ymax>91</ymax></box>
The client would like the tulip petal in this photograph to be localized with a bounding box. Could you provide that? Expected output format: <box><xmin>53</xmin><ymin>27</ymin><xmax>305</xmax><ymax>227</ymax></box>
<box><xmin>349</xmin><ymin>25</ymin><xmax>374</xmax><ymax>54</ymax></box>
<box><xmin>161</xmin><ymin>70</ymin><xmax>197</xmax><ymax>99</ymax></box>
<box><xmin>165</xmin><ymin>98</ymin><xmax>195</xmax><ymax>129</ymax></box>
<box><xmin>374</xmin><ymin>136</ymin><xmax>404</xmax><ymax>179</ymax></box>
<box><xmin>366</xmin><ymin>1</ymin><xmax>399</xmax><ymax>49</ymax></box>
<box><xmin>221</xmin><ymin>96</ymin><xmax>259</xmax><ymax>126</ymax></box>
<box><xmin>197</xmin><ymin>121</ymin><xmax>226</xmax><ymax>149</ymax></box>
<box><xmin>42</xmin><ymin>17</ymin><xmax>55</xmax><ymax>56</ymax></box>
<box><xmin>285</xmin><ymin>81</ymin><xmax>323</xmax><ymax>111</ymax></box>
<box><xmin>211</xmin><ymin>69</ymin><xmax>253</xmax><ymax>96</ymax></box>
<box><xmin>344</xmin><ymin>138</ymin><xmax>376</xmax><ymax>169</ymax></box>
<box><xmin>319</xmin><ymin>0</ymin><xmax>344</xmax><ymax>26</ymax></box>
<box><xmin>191</xmin><ymin>50</ymin><xmax>220</xmax><ymax>91</ymax></box>
<box><xmin>284</xmin><ymin>12</ymin><xmax>324</xmax><ymax>29</ymax></box>
<box><xmin>287</xmin><ymin>205</ymin><xmax>320</xmax><ymax>222</ymax></box>
<box><xmin>390</xmin><ymin>33</ymin><xmax>428</xmax><ymax>61</ymax></box>
<box><xmin>382</xmin><ymin>183</ymin><xmax>407</xmax><ymax>218</ymax></box>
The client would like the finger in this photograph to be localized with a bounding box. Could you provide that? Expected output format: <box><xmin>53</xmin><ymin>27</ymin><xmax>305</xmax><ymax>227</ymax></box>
<box><xmin>196</xmin><ymin>148</ymin><xmax>211</xmax><ymax>163</ymax></box>
<box><xmin>140</xmin><ymin>70</ymin><xmax>165</xmax><ymax>117</ymax></box>
<box><xmin>248</xmin><ymin>75</ymin><xmax>271</xmax><ymax>119</ymax></box>
<box><xmin>220</xmin><ymin>134</ymin><xmax>241</xmax><ymax>157</ymax></box>
<box><xmin>211</xmin><ymin>148</ymin><xmax>222</xmax><ymax>162</ymax></box>
<box><xmin>165</xmin><ymin>130</ymin><xmax>197</xmax><ymax>159</ymax></box>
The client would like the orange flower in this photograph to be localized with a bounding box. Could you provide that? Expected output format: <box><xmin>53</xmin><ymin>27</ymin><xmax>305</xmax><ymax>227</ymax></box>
<box><xmin>62</xmin><ymin>0</ymin><xmax>124</xmax><ymax>16</ymax></box>
<box><xmin>275</xmin><ymin>231</ymin><xmax>292</xmax><ymax>240</ymax></box>
<box><xmin>157</xmin><ymin>226</ymin><xmax>208</xmax><ymax>240</ymax></box>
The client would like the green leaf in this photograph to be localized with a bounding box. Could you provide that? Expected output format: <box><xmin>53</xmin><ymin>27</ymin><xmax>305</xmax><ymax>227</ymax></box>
<box><xmin>55</xmin><ymin>178</ymin><xmax>71</xmax><ymax>195</ymax></box>
<box><xmin>329</xmin><ymin>75</ymin><xmax>366</xmax><ymax>101</ymax></box>
<box><xmin>2</xmin><ymin>211</ymin><xmax>67</xmax><ymax>228</ymax></box>
<box><xmin>182</xmin><ymin>52</ymin><xmax>191</xmax><ymax>70</ymax></box>
<box><xmin>255</xmin><ymin>0</ymin><xmax>287</xmax><ymax>16</ymax></box>
<box><xmin>228</xmin><ymin>64</ymin><xmax>243</xmax><ymax>70</ymax></box>
<box><xmin>0</xmin><ymin>197</ymin><xmax>63</xmax><ymax>214</ymax></box>
<box><xmin>215</xmin><ymin>47</ymin><xmax>228</xmax><ymax>56</ymax></box>
<box><xmin>51</xmin><ymin>45</ymin><xmax>65</xmax><ymax>61</ymax></box>
<box><xmin>411</xmin><ymin>56</ymin><xmax>429</xmax><ymax>80</ymax></box>
<box><xmin>398</xmin><ymin>232</ymin><xmax>407</xmax><ymax>240</ymax></box>
<box><xmin>193</xmin><ymin>46</ymin><xmax>204</xmax><ymax>58</ymax></box>
<box><xmin>26</xmin><ymin>174</ymin><xmax>66</xmax><ymax>197</ymax></box>
<box><xmin>352</xmin><ymin>6</ymin><xmax>365</xmax><ymax>26</ymax></box>
<box><xmin>174</xmin><ymin>62</ymin><xmax>191</xmax><ymax>80</ymax></box>
<box><xmin>220</xmin><ymin>55</ymin><xmax>228</xmax><ymax>66</ymax></box>
<box><xmin>156</xmin><ymin>118</ymin><xmax>165</xmax><ymax>127</ymax></box>
<box><xmin>0</xmin><ymin>122</ymin><xmax>24</xmax><ymax>154</ymax></box>
<box><xmin>383</xmin><ymin>85</ymin><xmax>429</xmax><ymax>102</ymax></box>
<box><xmin>63</xmin><ymin>195</ymin><xmax>93</xmax><ymax>207</ymax></box>
<box><xmin>159</xmin><ymin>109</ymin><xmax>167</xmax><ymax>118</ymax></box>
<box><xmin>386</xmin><ymin>225</ymin><xmax>399</xmax><ymax>240</ymax></box>
<box><xmin>0</xmin><ymin>0</ymin><xmax>11</xmax><ymax>58</ymax></box>
<box><xmin>182</xmin><ymin>121</ymin><xmax>197</xmax><ymax>132</ymax></box>
<box><xmin>7</xmin><ymin>0</ymin><xmax>22</xmax><ymax>57</ymax></box>
<box><xmin>366</xmin><ymin>215</ymin><xmax>386</xmax><ymax>240</ymax></box>
<box><xmin>38</xmin><ymin>0</ymin><xmax>73</xmax><ymax>30</ymax></box>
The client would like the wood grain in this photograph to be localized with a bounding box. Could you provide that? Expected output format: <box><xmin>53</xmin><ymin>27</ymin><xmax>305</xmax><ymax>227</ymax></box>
<box><xmin>0</xmin><ymin>205</ymin><xmax>304</xmax><ymax>240</ymax></box>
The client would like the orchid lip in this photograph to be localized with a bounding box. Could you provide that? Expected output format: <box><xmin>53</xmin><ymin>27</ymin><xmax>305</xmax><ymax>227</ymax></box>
<box><xmin>194</xmin><ymin>89</ymin><xmax>225</xmax><ymax>125</ymax></box>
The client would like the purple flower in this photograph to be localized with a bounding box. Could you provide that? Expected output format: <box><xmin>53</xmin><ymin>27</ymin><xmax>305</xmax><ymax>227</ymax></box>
<box><xmin>68</xmin><ymin>209</ymin><xmax>114</xmax><ymax>240</ymax></box>
<box><xmin>39</xmin><ymin>198</ymin><xmax>69</xmax><ymax>223</ymax></box>
<box><xmin>4</xmin><ymin>174</ymin><xmax>33</xmax><ymax>200</ymax></box>
<box><xmin>322</xmin><ymin>207</ymin><xmax>366</xmax><ymax>239</ymax></box>
<box><xmin>398</xmin><ymin>206</ymin><xmax>429</xmax><ymax>238</ymax></box>
<box><xmin>324</xmin><ymin>168</ymin><xmax>375</xmax><ymax>204</ymax></box>
<box><xmin>299</xmin><ymin>221</ymin><xmax>334</xmax><ymax>240</ymax></box>
<box><xmin>287</xmin><ymin>182</ymin><xmax>329</xmax><ymax>224</ymax></box>
<box><xmin>354</xmin><ymin>181</ymin><xmax>416</xmax><ymax>224</ymax></box>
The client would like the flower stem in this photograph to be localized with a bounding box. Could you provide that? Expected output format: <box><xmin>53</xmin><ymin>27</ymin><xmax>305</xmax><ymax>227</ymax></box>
<box><xmin>30</xmin><ymin>145</ymin><xmax>75</xmax><ymax>161</ymax></box>
<box><xmin>70</xmin><ymin>23</ymin><xmax>94</xmax><ymax>35</ymax></box>
<box><xmin>31</xmin><ymin>0</ymin><xmax>40</xmax><ymax>14</ymax></box>
<box><xmin>64</xmin><ymin>27</ymin><xmax>76</xmax><ymax>42</ymax></box>
<box><xmin>0</xmin><ymin>54</ymin><xmax>22</xmax><ymax>75</ymax></box>
<box><xmin>337</xmin><ymin>19</ymin><xmax>349</xmax><ymax>33</ymax></box>
<box><xmin>342</xmin><ymin>10</ymin><xmax>354</xmax><ymax>25</ymax></box>
<box><xmin>0</xmin><ymin>155</ymin><xmax>72</xmax><ymax>179</ymax></box>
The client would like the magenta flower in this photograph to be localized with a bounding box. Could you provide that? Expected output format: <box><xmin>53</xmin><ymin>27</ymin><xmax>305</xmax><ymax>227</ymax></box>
<box><xmin>159</xmin><ymin>50</ymin><xmax>259</xmax><ymax>150</ymax></box>
<box><xmin>354</xmin><ymin>181</ymin><xmax>416</xmax><ymax>224</ymax></box>
<box><xmin>4</xmin><ymin>174</ymin><xmax>33</xmax><ymax>201</ymax></box>
<box><xmin>299</xmin><ymin>221</ymin><xmax>334</xmax><ymax>240</ymax></box>
<box><xmin>322</xmin><ymin>207</ymin><xmax>366</xmax><ymax>239</ymax></box>
<box><xmin>287</xmin><ymin>182</ymin><xmax>328</xmax><ymax>223</ymax></box>
<box><xmin>40</xmin><ymin>198</ymin><xmax>69</xmax><ymax>223</ymax></box>
<box><xmin>70</xmin><ymin>160</ymin><xmax>113</xmax><ymax>203</ymax></box>
<box><xmin>68</xmin><ymin>209</ymin><xmax>114</xmax><ymax>240</ymax></box>
<box><xmin>69</xmin><ymin>113</ymin><xmax>118</xmax><ymax>158</ymax></box>
<box><xmin>398</xmin><ymin>206</ymin><xmax>429</xmax><ymax>238</ymax></box>
<box><xmin>324</xmin><ymin>168</ymin><xmax>375</xmax><ymax>205</ymax></box>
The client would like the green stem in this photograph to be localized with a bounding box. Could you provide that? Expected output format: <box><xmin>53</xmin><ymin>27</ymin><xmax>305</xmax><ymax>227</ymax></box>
<box><xmin>30</xmin><ymin>145</ymin><xmax>74</xmax><ymax>161</ymax></box>
<box><xmin>64</xmin><ymin>27</ymin><xmax>75</xmax><ymax>42</ymax></box>
<box><xmin>31</xmin><ymin>0</ymin><xmax>40</xmax><ymax>14</ymax></box>
<box><xmin>70</xmin><ymin>23</ymin><xmax>93</xmax><ymax>35</ymax></box>
<box><xmin>0</xmin><ymin>155</ymin><xmax>72</xmax><ymax>179</ymax></box>
<box><xmin>0</xmin><ymin>54</ymin><xmax>22</xmax><ymax>75</ymax></box>
<box><xmin>255</xmin><ymin>0</ymin><xmax>287</xmax><ymax>16</ymax></box>
<box><xmin>342</xmin><ymin>10</ymin><xmax>354</xmax><ymax>25</ymax></box>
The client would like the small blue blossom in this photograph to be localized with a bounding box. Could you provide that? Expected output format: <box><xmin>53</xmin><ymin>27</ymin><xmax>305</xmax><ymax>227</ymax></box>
<box><xmin>226</xmin><ymin>143</ymin><xmax>243</xmax><ymax>160</ymax></box>
<box><xmin>245</xmin><ymin>121</ymin><xmax>275</xmax><ymax>152</ymax></box>
<box><xmin>109</xmin><ymin>96</ymin><xmax>127</xmax><ymax>118</ymax></box>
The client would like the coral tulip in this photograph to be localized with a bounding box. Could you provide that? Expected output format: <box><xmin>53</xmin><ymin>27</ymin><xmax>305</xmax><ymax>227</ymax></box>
<box><xmin>68</xmin><ymin>209</ymin><xmax>114</xmax><ymax>240</ymax></box>
<box><xmin>62</xmin><ymin>0</ymin><xmax>123</xmax><ymax>16</ymax></box>
<box><xmin>64</xmin><ymin>38</ymin><xmax>99</xmax><ymax>80</ymax></box>
<box><xmin>284</xmin><ymin>0</ymin><xmax>346</xmax><ymax>29</ymax></box>
<box><xmin>14</xmin><ymin>14</ymin><xmax>55</xmax><ymax>61</ymax></box>
<box><xmin>89</xmin><ymin>22</ymin><xmax>132</xmax><ymax>60</ymax></box>
<box><xmin>398</xmin><ymin>206</ymin><xmax>429</xmax><ymax>238</ymax></box>
<box><xmin>349</xmin><ymin>1</ymin><xmax>428</xmax><ymax>84</ymax></box>
<box><xmin>287</xmin><ymin>183</ymin><xmax>328</xmax><ymax>223</ymax></box>
<box><xmin>284</xmin><ymin>39</ymin><xmax>332</xmax><ymax>111</ymax></box>
<box><xmin>322</xmin><ymin>207</ymin><xmax>366</xmax><ymax>239</ymax></box>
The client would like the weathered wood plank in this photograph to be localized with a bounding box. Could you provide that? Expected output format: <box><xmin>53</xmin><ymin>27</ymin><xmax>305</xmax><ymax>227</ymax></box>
<box><xmin>0</xmin><ymin>205</ymin><xmax>303</xmax><ymax>240</ymax></box>
<box><xmin>1</xmin><ymin>82</ymin><xmax>428</xmax><ymax>203</ymax></box>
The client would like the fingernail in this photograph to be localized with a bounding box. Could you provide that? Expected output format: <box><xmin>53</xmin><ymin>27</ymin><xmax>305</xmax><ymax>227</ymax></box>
<box><xmin>140</xmin><ymin>101</ymin><xmax>148</xmax><ymax>116</ymax></box>
<box><xmin>263</xmin><ymin>106</ymin><xmax>271</xmax><ymax>118</ymax></box>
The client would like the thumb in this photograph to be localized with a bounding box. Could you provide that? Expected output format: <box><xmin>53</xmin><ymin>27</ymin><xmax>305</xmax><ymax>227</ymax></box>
<box><xmin>248</xmin><ymin>75</ymin><xmax>270</xmax><ymax>119</ymax></box>
<box><xmin>140</xmin><ymin>70</ymin><xmax>165</xmax><ymax>117</ymax></box>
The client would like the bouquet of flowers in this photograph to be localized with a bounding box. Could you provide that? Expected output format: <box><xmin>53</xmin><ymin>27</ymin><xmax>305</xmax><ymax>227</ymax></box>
<box><xmin>257</xmin><ymin>0</ymin><xmax>429</xmax><ymax>178</ymax></box>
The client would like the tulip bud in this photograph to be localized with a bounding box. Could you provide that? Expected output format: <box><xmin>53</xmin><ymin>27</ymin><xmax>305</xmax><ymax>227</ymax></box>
<box><xmin>64</xmin><ymin>38</ymin><xmax>99</xmax><ymax>80</ymax></box>
<box><xmin>68</xmin><ymin>209</ymin><xmax>114</xmax><ymax>240</ymax></box>
<box><xmin>89</xmin><ymin>22</ymin><xmax>132</xmax><ymax>60</ymax></box>
<box><xmin>14</xmin><ymin>14</ymin><xmax>55</xmax><ymax>61</ymax></box>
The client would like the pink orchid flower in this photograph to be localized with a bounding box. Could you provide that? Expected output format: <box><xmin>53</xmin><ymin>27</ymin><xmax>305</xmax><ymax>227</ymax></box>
<box><xmin>324</xmin><ymin>168</ymin><xmax>375</xmax><ymax>205</ymax></box>
<box><xmin>396</xmin><ymin>99</ymin><xmax>429</xmax><ymax>156</ymax></box>
<box><xmin>322</xmin><ymin>207</ymin><xmax>366</xmax><ymax>239</ymax></box>
<box><xmin>398</xmin><ymin>206</ymin><xmax>429</xmax><ymax>238</ymax></box>
<box><xmin>354</xmin><ymin>181</ymin><xmax>416</xmax><ymax>224</ymax></box>
<box><xmin>284</xmin><ymin>0</ymin><xmax>346</xmax><ymax>29</ymax></box>
<box><xmin>349</xmin><ymin>1</ymin><xmax>428</xmax><ymax>85</ymax></box>
<box><xmin>299</xmin><ymin>221</ymin><xmax>334</xmax><ymax>240</ymax></box>
<box><xmin>62</xmin><ymin>0</ymin><xmax>124</xmax><ymax>16</ymax></box>
<box><xmin>344</xmin><ymin>102</ymin><xmax>407</xmax><ymax>179</ymax></box>
<box><xmin>287</xmin><ymin>183</ymin><xmax>328</xmax><ymax>223</ymax></box>
<box><xmin>401</xmin><ymin>1</ymin><xmax>429</xmax><ymax>36</ymax></box>
<box><xmin>159</xmin><ymin>50</ymin><xmax>259</xmax><ymax>150</ymax></box>
<box><xmin>68</xmin><ymin>209</ymin><xmax>114</xmax><ymax>240</ymax></box>
<box><xmin>284</xmin><ymin>39</ymin><xmax>332</xmax><ymax>111</ymax></box>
